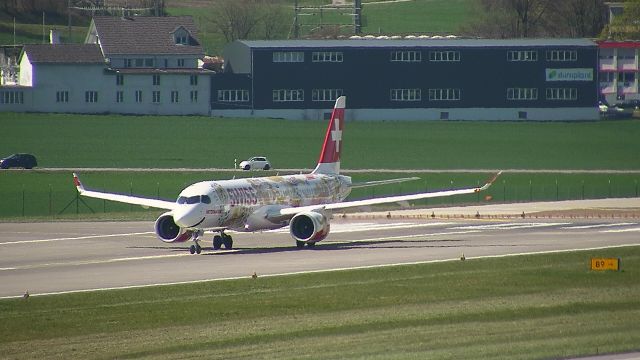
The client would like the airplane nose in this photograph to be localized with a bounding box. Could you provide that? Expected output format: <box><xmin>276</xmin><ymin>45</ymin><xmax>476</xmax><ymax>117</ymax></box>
<box><xmin>173</xmin><ymin>206</ymin><xmax>204</xmax><ymax>228</ymax></box>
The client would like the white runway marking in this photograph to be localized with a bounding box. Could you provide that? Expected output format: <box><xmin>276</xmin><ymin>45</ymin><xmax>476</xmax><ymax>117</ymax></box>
<box><xmin>562</xmin><ymin>223</ymin><xmax>636</xmax><ymax>230</ymax></box>
<box><xmin>269</xmin><ymin>222</ymin><xmax>453</xmax><ymax>234</ymax></box>
<box><xmin>0</xmin><ymin>231</ymin><xmax>156</xmax><ymax>245</ymax></box>
<box><xmin>601</xmin><ymin>227</ymin><xmax>640</xmax><ymax>233</ymax></box>
<box><xmin>451</xmin><ymin>222</ymin><xmax>569</xmax><ymax>231</ymax></box>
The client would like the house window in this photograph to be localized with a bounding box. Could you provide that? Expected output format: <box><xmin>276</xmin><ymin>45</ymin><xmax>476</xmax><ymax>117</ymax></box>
<box><xmin>546</xmin><ymin>50</ymin><xmax>577</xmax><ymax>62</ymax></box>
<box><xmin>390</xmin><ymin>51</ymin><xmax>421</xmax><ymax>62</ymax></box>
<box><xmin>312</xmin><ymin>89</ymin><xmax>343</xmax><ymax>102</ymax></box>
<box><xmin>0</xmin><ymin>91</ymin><xmax>24</xmax><ymax>104</ymax></box>
<box><xmin>125</xmin><ymin>59</ymin><xmax>132</xmax><ymax>68</ymax></box>
<box><xmin>218</xmin><ymin>89</ymin><xmax>249</xmax><ymax>102</ymax></box>
<box><xmin>390</xmin><ymin>88</ymin><xmax>421</xmax><ymax>101</ymax></box>
<box><xmin>144</xmin><ymin>58</ymin><xmax>154</xmax><ymax>67</ymax></box>
<box><xmin>152</xmin><ymin>91</ymin><xmax>161</xmax><ymax>104</ymax></box>
<box><xmin>507</xmin><ymin>88</ymin><xmax>538</xmax><ymax>100</ymax></box>
<box><xmin>164</xmin><ymin>59</ymin><xmax>168</xmax><ymax>68</ymax></box>
<box><xmin>428</xmin><ymin>88</ymin><xmax>461</xmax><ymax>101</ymax></box>
<box><xmin>135</xmin><ymin>58</ymin><xmax>144</xmax><ymax>67</ymax></box>
<box><xmin>116</xmin><ymin>74</ymin><xmax>124</xmax><ymax>86</ymax></box>
<box><xmin>600</xmin><ymin>72</ymin><xmax>615</xmax><ymax>82</ymax></box>
<box><xmin>116</xmin><ymin>91</ymin><xmax>124</xmax><ymax>103</ymax></box>
<box><xmin>429</xmin><ymin>51</ymin><xmax>460</xmax><ymax>62</ymax></box>
<box><xmin>190</xmin><ymin>75</ymin><xmax>198</xmax><ymax>86</ymax></box>
<box><xmin>272</xmin><ymin>89</ymin><xmax>304</xmax><ymax>102</ymax></box>
<box><xmin>175</xmin><ymin>35</ymin><xmax>188</xmax><ymax>45</ymax></box>
<box><xmin>85</xmin><ymin>91</ymin><xmax>98</xmax><ymax>103</ymax></box>
<box><xmin>190</xmin><ymin>90</ymin><xmax>198</xmax><ymax>103</ymax></box>
<box><xmin>56</xmin><ymin>91</ymin><xmax>69</xmax><ymax>103</ymax></box>
<box><xmin>312</xmin><ymin>51</ymin><xmax>343</xmax><ymax>62</ymax></box>
<box><xmin>546</xmin><ymin>88</ymin><xmax>577</xmax><ymax>100</ymax></box>
<box><xmin>135</xmin><ymin>90</ymin><xmax>143</xmax><ymax>103</ymax></box>
<box><xmin>272</xmin><ymin>52</ymin><xmax>304</xmax><ymax>63</ymax></box>
<box><xmin>171</xmin><ymin>91</ymin><xmax>179</xmax><ymax>103</ymax></box>
<box><xmin>153</xmin><ymin>74</ymin><xmax>160</xmax><ymax>86</ymax></box>
<box><xmin>507</xmin><ymin>50</ymin><xmax>538</xmax><ymax>61</ymax></box>
<box><xmin>178</xmin><ymin>59</ymin><xmax>185</xmax><ymax>67</ymax></box>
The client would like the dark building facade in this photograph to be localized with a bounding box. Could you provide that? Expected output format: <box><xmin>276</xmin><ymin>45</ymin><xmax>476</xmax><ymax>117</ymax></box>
<box><xmin>212</xmin><ymin>38</ymin><xmax>598</xmax><ymax>121</ymax></box>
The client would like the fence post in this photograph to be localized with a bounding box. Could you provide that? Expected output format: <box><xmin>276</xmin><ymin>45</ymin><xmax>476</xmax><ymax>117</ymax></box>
<box><xmin>49</xmin><ymin>184</ymin><xmax>52</xmax><ymax>217</ymax></box>
<box><xmin>555</xmin><ymin>179</ymin><xmax>559</xmax><ymax>201</ymax></box>
<box><xmin>21</xmin><ymin>185</ymin><xmax>25</xmax><ymax>217</ymax></box>
<box><xmin>529</xmin><ymin>179</ymin><xmax>532</xmax><ymax>202</ymax></box>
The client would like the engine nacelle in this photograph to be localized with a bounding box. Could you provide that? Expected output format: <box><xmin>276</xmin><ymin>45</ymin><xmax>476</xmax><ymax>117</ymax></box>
<box><xmin>154</xmin><ymin>212</ymin><xmax>194</xmax><ymax>243</ymax></box>
<box><xmin>289</xmin><ymin>211</ymin><xmax>330</xmax><ymax>243</ymax></box>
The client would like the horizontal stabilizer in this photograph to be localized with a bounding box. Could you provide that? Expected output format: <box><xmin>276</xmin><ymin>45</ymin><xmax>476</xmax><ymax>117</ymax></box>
<box><xmin>351</xmin><ymin>177</ymin><xmax>420</xmax><ymax>188</ymax></box>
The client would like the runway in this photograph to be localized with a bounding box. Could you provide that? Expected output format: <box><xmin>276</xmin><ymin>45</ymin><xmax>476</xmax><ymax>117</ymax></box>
<box><xmin>1</xmin><ymin>216</ymin><xmax>639</xmax><ymax>299</ymax></box>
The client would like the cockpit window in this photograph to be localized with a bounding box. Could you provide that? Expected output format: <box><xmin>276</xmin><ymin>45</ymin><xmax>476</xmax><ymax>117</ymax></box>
<box><xmin>177</xmin><ymin>195</ymin><xmax>211</xmax><ymax>204</ymax></box>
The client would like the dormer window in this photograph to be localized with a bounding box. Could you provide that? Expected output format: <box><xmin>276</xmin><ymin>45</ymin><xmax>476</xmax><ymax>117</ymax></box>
<box><xmin>175</xmin><ymin>35</ymin><xmax>188</xmax><ymax>45</ymax></box>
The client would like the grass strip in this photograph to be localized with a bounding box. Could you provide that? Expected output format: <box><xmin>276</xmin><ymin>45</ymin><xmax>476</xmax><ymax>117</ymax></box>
<box><xmin>0</xmin><ymin>247</ymin><xmax>638</xmax><ymax>359</ymax></box>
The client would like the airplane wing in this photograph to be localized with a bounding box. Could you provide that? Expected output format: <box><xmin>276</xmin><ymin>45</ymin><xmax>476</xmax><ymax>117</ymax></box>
<box><xmin>73</xmin><ymin>173</ymin><xmax>177</xmax><ymax>210</ymax></box>
<box><xmin>350</xmin><ymin>177</ymin><xmax>420</xmax><ymax>188</ymax></box>
<box><xmin>279</xmin><ymin>171</ymin><xmax>502</xmax><ymax>216</ymax></box>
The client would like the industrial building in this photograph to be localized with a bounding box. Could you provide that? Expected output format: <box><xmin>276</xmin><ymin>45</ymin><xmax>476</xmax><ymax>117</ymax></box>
<box><xmin>213</xmin><ymin>38</ymin><xmax>599</xmax><ymax>121</ymax></box>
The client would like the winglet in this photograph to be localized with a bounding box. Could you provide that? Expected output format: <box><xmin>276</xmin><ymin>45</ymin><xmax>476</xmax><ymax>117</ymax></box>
<box><xmin>72</xmin><ymin>173</ymin><xmax>86</xmax><ymax>193</ymax></box>
<box><xmin>477</xmin><ymin>171</ymin><xmax>502</xmax><ymax>192</ymax></box>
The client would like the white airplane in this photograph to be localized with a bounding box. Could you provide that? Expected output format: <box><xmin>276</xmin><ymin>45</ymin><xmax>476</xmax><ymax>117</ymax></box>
<box><xmin>73</xmin><ymin>96</ymin><xmax>501</xmax><ymax>254</ymax></box>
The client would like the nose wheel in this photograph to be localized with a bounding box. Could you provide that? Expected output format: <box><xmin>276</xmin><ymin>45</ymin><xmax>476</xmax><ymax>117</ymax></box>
<box><xmin>189</xmin><ymin>230</ymin><xmax>204</xmax><ymax>255</ymax></box>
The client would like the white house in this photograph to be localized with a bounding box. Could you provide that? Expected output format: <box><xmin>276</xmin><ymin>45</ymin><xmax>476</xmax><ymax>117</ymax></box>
<box><xmin>0</xmin><ymin>16</ymin><xmax>212</xmax><ymax>115</ymax></box>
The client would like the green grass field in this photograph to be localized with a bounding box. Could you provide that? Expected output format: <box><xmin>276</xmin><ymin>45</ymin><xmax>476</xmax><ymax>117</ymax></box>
<box><xmin>1</xmin><ymin>247</ymin><xmax>638</xmax><ymax>359</ymax></box>
<box><xmin>2</xmin><ymin>113</ymin><xmax>640</xmax><ymax>170</ymax></box>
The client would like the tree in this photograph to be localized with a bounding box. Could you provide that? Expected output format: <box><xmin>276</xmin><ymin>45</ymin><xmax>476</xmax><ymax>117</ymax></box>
<box><xmin>549</xmin><ymin>0</ymin><xmax>606</xmax><ymax>37</ymax></box>
<box><xmin>607</xmin><ymin>0</ymin><xmax>640</xmax><ymax>40</ymax></box>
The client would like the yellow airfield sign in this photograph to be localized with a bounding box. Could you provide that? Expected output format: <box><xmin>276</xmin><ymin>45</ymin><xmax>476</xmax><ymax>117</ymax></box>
<box><xmin>590</xmin><ymin>258</ymin><xmax>620</xmax><ymax>271</ymax></box>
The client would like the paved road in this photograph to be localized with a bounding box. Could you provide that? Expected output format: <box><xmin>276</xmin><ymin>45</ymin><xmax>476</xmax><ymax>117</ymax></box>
<box><xmin>1</xmin><ymin>215</ymin><xmax>639</xmax><ymax>299</ymax></box>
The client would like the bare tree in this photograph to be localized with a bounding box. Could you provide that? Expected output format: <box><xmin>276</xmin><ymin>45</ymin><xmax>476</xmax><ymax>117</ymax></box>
<box><xmin>550</xmin><ymin>0</ymin><xmax>606</xmax><ymax>37</ymax></box>
<box><xmin>209</xmin><ymin>0</ymin><xmax>262</xmax><ymax>42</ymax></box>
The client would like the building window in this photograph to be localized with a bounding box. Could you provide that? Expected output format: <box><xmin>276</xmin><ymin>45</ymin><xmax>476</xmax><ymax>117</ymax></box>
<box><xmin>546</xmin><ymin>50</ymin><xmax>577</xmax><ymax>62</ymax></box>
<box><xmin>390</xmin><ymin>88</ymin><xmax>421</xmax><ymax>101</ymax></box>
<box><xmin>272</xmin><ymin>52</ymin><xmax>304</xmax><ymax>63</ymax></box>
<box><xmin>116</xmin><ymin>74</ymin><xmax>124</xmax><ymax>86</ymax></box>
<box><xmin>85</xmin><ymin>91</ymin><xmax>98</xmax><ymax>103</ymax></box>
<box><xmin>164</xmin><ymin>59</ymin><xmax>168</xmax><ymax>68</ymax></box>
<box><xmin>312</xmin><ymin>51</ymin><xmax>343</xmax><ymax>62</ymax></box>
<box><xmin>440</xmin><ymin>112</ymin><xmax>449</xmax><ymax>120</ymax></box>
<box><xmin>507</xmin><ymin>88</ymin><xmax>538</xmax><ymax>100</ymax></box>
<box><xmin>175</xmin><ymin>35</ymin><xmax>187</xmax><ymax>45</ymax></box>
<box><xmin>171</xmin><ymin>91</ymin><xmax>179</xmax><ymax>103</ymax></box>
<box><xmin>153</xmin><ymin>74</ymin><xmax>160</xmax><ymax>86</ymax></box>
<box><xmin>145</xmin><ymin>58</ymin><xmax>154</xmax><ymax>67</ymax></box>
<box><xmin>190</xmin><ymin>75</ymin><xmax>198</xmax><ymax>86</ymax></box>
<box><xmin>56</xmin><ymin>91</ymin><xmax>69</xmax><ymax>103</ymax></box>
<box><xmin>125</xmin><ymin>59</ymin><xmax>132</xmax><ymax>68</ymax></box>
<box><xmin>273</xmin><ymin>89</ymin><xmax>304</xmax><ymax>102</ymax></box>
<box><xmin>135</xmin><ymin>58</ymin><xmax>144</xmax><ymax>67</ymax></box>
<box><xmin>135</xmin><ymin>90</ymin><xmax>143</xmax><ymax>103</ymax></box>
<box><xmin>0</xmin><ymin>91</ymin><xmax>24</xmax><ymax>104</ymax></box>
<box><xmin>546</xmin><ymin>88</ymin><xmax>577</xmax><ymax>100</ymax></box>
<box><xmin>618</xmin><ymin>72</ymin><xmax>636</xmax><ymax>86</ymax></box>
<box><xmin>177</xmin><ymin>59</ymin><xmax>185</xmax><ymax>67</ymax></box>
<box><xmin>600</xmin><ymin>72</ymin><xmax>615</xmax><ymax>82</ymax></box>
<box><xmin>428</xmin><ymin>88</ymin><xmax>461</xmax><ymax>101</ymax></box>
<box><xmin>218</xmin><ymin>89</ymin><xmax>249</xmax><ymax>102</ymax></box>
<box><xmin>429</xmin><ymin>51</ymin><xmax>460</xmax><ymax>62</ymax></box>
<box><xmin>152</xmin><ymin>91</ymin><xmax>161</xmax><ymax>104</ymax></box>
<box><xmin>190</xmin><ymin>90</ymin><xmax>198</xmax><ymax>103</ymax></box>
<box><xmin>518</xmin><ymin>111</ymin><xmax>528</xmax><ymax>120</ymax></box>
<box><xmin>507</xmin><ymin>50</ymin><xmax>537</xmax><ymax>61</ymax></box>
<box><xmin>116</xmin><ymin>91</ymin><xmax>124</xmax><ymax>103</ymax></box>
<box><xmin>312</xmin><ymin>88</ymin><xmax>343</xmax><ymax>102</ymax></box>
<box><xmin>390</xmin><ymin>51</ymin><xmax>421</xmax><ymax>62</ymax></box>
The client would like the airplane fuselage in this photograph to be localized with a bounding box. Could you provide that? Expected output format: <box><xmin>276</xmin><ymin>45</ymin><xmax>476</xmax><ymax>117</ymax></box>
<box><xmin>171</xmin><ymin>173</ymin><xmax>352</xmax><ymax>232</ymax></box>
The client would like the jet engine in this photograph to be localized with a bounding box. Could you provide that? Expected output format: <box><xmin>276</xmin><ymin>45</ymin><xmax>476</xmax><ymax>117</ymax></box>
<box><xmin>154</xmin><ymin>212</ymin><xmax>194</xmax><ymax>243</ymax></box>
<box><xmin>289</xmin><ymin>212</ymin><xmax>330</xmax><ymax>242</ymax></box>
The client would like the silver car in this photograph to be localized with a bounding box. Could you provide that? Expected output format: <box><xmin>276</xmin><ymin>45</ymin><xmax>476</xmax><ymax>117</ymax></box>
<box><xmin>239</xmin><ymin>156</ymin><xmax>271</xmax><ymax>170</ymax></box>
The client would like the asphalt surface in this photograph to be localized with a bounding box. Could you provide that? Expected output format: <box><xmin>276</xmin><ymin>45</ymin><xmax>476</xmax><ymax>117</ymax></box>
<box><xmin>1</xmin><ymin>206</ymin><xmax>639</xmax><ymax>299</ymax></box>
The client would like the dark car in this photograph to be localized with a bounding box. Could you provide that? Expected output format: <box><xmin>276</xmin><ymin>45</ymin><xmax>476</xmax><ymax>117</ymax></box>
<box><xmin>0</xmin><ymin>153</ymin><xmax>37</xmax><ymax>169</ymax></box>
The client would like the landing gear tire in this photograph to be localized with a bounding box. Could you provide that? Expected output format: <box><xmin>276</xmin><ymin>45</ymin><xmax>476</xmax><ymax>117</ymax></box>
<box><xmin>222</xmin><ymin>234</ymin><xmax>233</xmax><ymax>249</ymax></box>
<box><xmin>296</xmin><ymin>240</ymin><xmax>305</xmax><ymax>249</ymax></box>
<box><xmin>306</xmin><ymin>242</ymin><xmax>316</xmax><ymax>249</ymax></box>
<box><xmin>190</xmin><ymin>244</ymin><xmax>202</xmax><ymax>254</ymax></box>
<box><xmin>213</xmin><ymin>235</ymin><xmax>223</xmax><ymax>250</ymax></box>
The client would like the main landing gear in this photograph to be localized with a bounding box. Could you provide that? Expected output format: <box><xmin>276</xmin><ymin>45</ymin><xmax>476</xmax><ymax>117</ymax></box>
<box><xmin>213</xmin><ymin>232</ymin><xmax>233</xmax><ymax>250</ymax></box>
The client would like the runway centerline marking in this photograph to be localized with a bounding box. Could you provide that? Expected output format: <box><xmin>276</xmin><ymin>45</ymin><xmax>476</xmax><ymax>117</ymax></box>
<box><xmin>562</xmin><ymin>223</ymin><xmax>636</xmax><ymax>230</ymax></box>
<box><xmin>0</xmin><ymin>232</ymin><xmax>156</xmax><ymax>245</ymax></box>
<box><xmin>601</xmin><ymin>227</ymin><xmax>640</xmax><ymax>233</ymax></box>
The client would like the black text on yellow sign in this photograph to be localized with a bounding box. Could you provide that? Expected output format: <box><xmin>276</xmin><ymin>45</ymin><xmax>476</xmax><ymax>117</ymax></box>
<box><xmin>590</xmin><ymin>258</ymin><xmax>620</xmax><ymax>271</ymax></box>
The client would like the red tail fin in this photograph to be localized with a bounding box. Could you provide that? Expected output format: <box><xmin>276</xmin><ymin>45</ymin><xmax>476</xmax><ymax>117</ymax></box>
<box><xmin>312</xmin><ymin>96</ymin><xmax>346</xmax><ymax>175</ymax></box>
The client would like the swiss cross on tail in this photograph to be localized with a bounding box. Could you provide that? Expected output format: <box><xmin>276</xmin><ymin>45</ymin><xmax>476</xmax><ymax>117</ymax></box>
<box><xmin>312</xmin><ymin>96</ymin><xmax>346</xmax><ymax>175</ymax></box>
